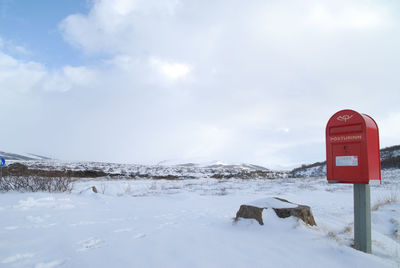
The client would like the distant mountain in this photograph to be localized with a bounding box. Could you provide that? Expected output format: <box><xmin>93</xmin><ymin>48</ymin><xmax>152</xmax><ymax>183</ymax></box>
<box><xmin>290</xmin><ymin>144</ymin><xmax>400</xmax><ymax>178</ymax></box>
<box><xmin>380</xmin><ymin>145</ymin><xmax>400</xmax><ymax>169</ymax></box>
<box><xmin>2</xmin><ymin>159</ymin><xmax>286</xmax><ymax>180</ymax></box>
<box><xmin>290</xmin><ymin>161</ymin><xmax>327</xmax><ymax>178</ymax></box>
<box><xmin>0</xmin><ymin>151</ymin><xmax>51</xmax><ymax>161</ymax></box>
<box><xmin>192</xmin><ymin>162</ymin><xmax>269</xmax><ymax>171</ymax></box>
<box><xmin>161</xmin><ymin>160</ymin><xmax>270</xmax><ymax>171</ymax></box>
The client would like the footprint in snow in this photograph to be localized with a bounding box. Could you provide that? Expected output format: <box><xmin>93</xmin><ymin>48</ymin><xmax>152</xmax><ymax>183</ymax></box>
<box><xmin>70</xmin><ymin>221</ymin><xmax>97</xmax><ymax>227</ymax></box>
<box><xmin>4</xmin><ymin>226</ymin><xmax>19</xmax><ymax>230</ymax></box>
<box><xmin>1</xmin><ymin>253</ymin><xmax>35</xmax><ymax>264</ymax></box>
<box><xmin>113</xmin><ymin>228</ymin><xmax>133</xmax><ymax>233</ymax></box>
<box><xmin>34</xmin><ymin>259</ymin><xmax>65</xmax><ymax>268</ymax></box>
<box><xmin>26</xmin><ymin>215</ymin><xmax>45</xmax><ymax>223</ymax></box>
<box><xmin>77</xmin><ymin>238</ymin><xmax>105</xmax><ymax>252</ymax></box>
<box><xmin>156</xmin><ymin>221</ymin><xmax>177</xmax><ymax>230</ymax></box>
<box><xmin>133</xmin><ymin>233</ymin><xmax>146</xmax><ymax>239</ymax></box>
<box><xmin>25</xmin><ymin>215</ymin><xmax>57</xmax><ymax>228</ymax></box>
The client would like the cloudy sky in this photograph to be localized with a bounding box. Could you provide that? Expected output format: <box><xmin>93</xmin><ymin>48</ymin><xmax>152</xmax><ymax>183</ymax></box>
<box><xmin>1</xmin><ymin>0</ymin><xmax>399</xmax><ymax>169</ymax></box>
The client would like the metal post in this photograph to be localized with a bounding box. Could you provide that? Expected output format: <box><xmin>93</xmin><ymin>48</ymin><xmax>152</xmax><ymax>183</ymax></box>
<box><xmin>353</xmin><ymin>184</ymin><xmax>371</xmax><ymax>253</ymax></box>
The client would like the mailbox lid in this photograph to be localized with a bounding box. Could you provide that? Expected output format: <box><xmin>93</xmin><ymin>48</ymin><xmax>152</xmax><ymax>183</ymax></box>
<box><xmin>326</xmin><ymin>109</ymin><xmax>366</xmax><ymax>130</ymax></box>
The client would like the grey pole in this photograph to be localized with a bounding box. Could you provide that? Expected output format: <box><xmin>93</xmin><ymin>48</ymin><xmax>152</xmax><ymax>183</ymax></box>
<box><xmin>353</xmin><ymin>184</ymin><xmax>371</xmax><ymax>253</ymax></box>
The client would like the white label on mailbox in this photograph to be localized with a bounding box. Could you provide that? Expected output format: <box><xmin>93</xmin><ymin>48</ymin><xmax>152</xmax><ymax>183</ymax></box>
<box><xmin>336</xmin><ymin>156</ymin><xmax>358</xmax><ymax>167</ymax></box>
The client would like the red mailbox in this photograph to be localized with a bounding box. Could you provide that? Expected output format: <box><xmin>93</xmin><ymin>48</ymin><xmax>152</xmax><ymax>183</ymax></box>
<box><xmin>326</xmin><ymin>109</ymin><xmax>381</xmax><ymax>184</ymax></box>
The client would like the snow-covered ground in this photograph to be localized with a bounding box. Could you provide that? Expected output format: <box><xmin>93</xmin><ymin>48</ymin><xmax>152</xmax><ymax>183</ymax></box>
<box><xmin>1</xmin><ymin>170</ymin><xmax>399</xmax><ymax>268</ymax></box>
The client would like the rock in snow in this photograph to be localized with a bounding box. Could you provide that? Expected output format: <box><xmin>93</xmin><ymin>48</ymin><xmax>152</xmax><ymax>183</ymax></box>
<box><xmin>235</xmin><ymin>197</ymin><xmax>316</xmax><ymax>226</ymax></box>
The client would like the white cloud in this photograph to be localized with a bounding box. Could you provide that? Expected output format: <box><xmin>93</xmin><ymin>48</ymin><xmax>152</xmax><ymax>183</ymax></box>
<box><xmin>379</xmin><ymin>112</ymin><xmax>400</xmax><ymax>148</ymax></box>
<box><xmin>150</xmin><ymin>57</ymin><xmax>191</xmax><ymax>81</ymax></box>
<box><xmin>0</xmin><ymin>37</ymin><xmax>32</xmax><ymax>56</ymax></box>
<box><xmin>63</xmin><ymin>66</ymin><xmax>97</xmax><ymax>86</ymax></box>
<box><xmin>60</xmin><ymin>0</ymin><xmax>180</xmax><ymax>54</ymax></box>
<box><xmin>184</xmin><ymin>123</ymin><xmax>234</xmax><ymax>157</ymax></box>
<box><xmin>309</xmin><ymin>4</ymin><xmax>389</xmax><ymax>31</ymax></box>
<box><xmin>41</xmin><ymin>66</ymin><xmax>97</xmax><ymax>92</ymax></box>
<box><xmin>0</xmin><ymin>51</ymin><xmax>45</xmax><ymax>93</ymax></box>
<box><xmin>0</xmin><ymin>48</ymin><xmax>98</xmax><ymax>93</ymax></box>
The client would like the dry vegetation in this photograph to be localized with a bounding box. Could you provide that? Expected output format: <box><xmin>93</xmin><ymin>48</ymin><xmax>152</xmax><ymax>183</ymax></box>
<box><xmin>372</xmin><ymin>192</ymin><xmax>398</xmax><ymax>211</ymax></box>
<box><xmin>0</xmin><ymin>176</ymin><xmax>73</xmax><ymax>193</ymax></box>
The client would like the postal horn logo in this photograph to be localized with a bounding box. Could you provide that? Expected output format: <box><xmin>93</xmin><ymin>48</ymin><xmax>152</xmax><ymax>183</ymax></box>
<box><xmin>337</xmin><ymin>114</ymin><xmax>353</xmax><ymax>122</ymax></box>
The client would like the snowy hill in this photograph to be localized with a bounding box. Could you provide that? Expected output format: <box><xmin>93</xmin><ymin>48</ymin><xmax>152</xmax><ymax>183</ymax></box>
<box><xmin>380</xmin><ymin>145</ymin><xmax>400</xmax><ymax>169</ymax></box>
<box><xmin>158</xmin><ymin>160</ymin><xmax>270</xmax><ymax>171</ymax></box>
<box><xmin>1</xmin><ymin>159</ymin><xmax>287</xmax><ymax>180</ymax></box>
<box><xmin>0</xmin><ymin>150</ymin><xmax>281</xmax><ymax>179</ymax></box>
<box><xmin>0</xmin><ymin>151</ymin><xmax>51</xmax><ymax>161</ymax></box>
<box><xmin>290</xmin><ymin>144</ymin><xmax>400</xmax><ymax>177</ymax></box>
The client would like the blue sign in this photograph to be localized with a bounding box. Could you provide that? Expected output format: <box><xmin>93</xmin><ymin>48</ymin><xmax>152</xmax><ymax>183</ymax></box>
<box><xmin>0</xmin><ymin>157</ymin><xmax>5</xmax><ymax>167</ymax></box>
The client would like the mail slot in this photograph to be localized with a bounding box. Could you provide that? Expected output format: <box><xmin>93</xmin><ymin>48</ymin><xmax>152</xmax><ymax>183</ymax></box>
<box><xmin>325</xmin><ymin>109</ymin><xmax>381</xmax><ymax>184</ymax></box>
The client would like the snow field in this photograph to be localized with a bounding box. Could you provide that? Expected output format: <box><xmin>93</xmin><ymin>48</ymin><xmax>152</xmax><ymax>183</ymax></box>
<box><xmin>0</xmin><ymin>173</ymin><xmax>399</xmax><ymax>268</ymax></box>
